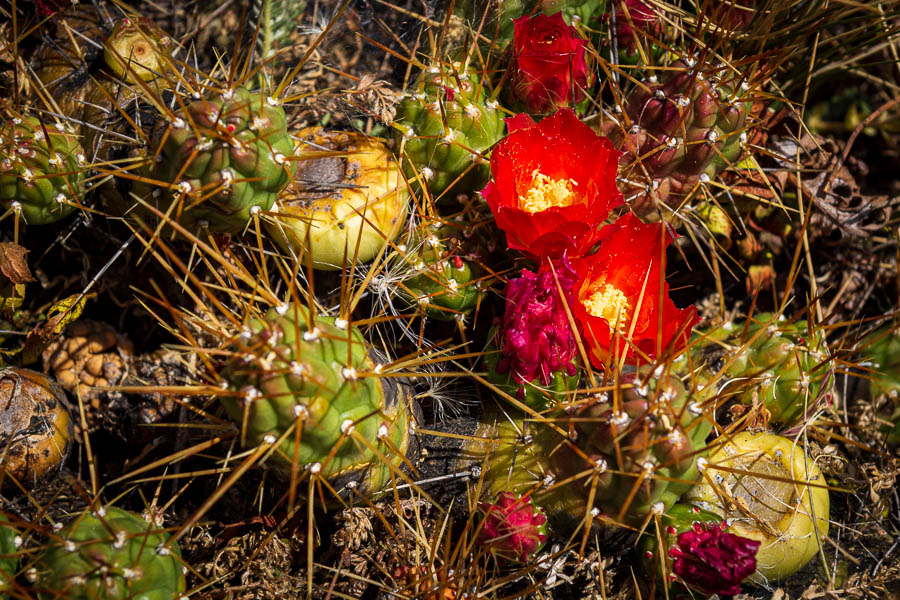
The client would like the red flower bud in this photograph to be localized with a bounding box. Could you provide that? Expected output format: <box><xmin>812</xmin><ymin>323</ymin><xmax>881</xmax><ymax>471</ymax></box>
<box><xmin>572</xmin><ymin>212</ymin><xmax>698</xmax><ymax>366</ymax></box>
<box><xmin>669</xmin><ymin>522</ymin><xmax>760</xmax><ymax>596</ymax></box>
<box><xmin>478</xmin><ymin>492</ymin><xmax>549</xmax><ymax>563</ymax></box>
<box><xmin>494</xmin><ymin>257</ymin><xmax>579</xmax><ymax>388</ymax></box>
<box><xmin>482</xmin><ymin>109</ymin><xmax>622</xmax><ymax>259</ymax></box>
<box><xmin>509</xmin><ymin>12</ymin><xmax>589</xmax><ymax>114</ymax></box>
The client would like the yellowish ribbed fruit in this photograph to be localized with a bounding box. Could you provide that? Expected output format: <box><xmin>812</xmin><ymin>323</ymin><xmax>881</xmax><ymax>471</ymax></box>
<box><xmin>267</xmin><ymin>129</ymin><xmax>409</xmax><ymax>270</ymax></box>
<box><xmin>685</xmin><ymin>431</ymin><xmax>830</xmax><ymax>582</ymax></box>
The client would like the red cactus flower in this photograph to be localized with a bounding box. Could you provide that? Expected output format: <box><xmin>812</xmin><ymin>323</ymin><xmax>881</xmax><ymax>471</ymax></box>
<box><xmin>494</xmin><ymin>257</ymin><xmax>578</xmax><ymax>388</ymax></box>
<box><xmin>669</xmin><ymin>522</ymin><xmax>760</xmax><ymax>596</ymax></box>
<box><xmin>481</xmin><ymin>109</ymin><xmax>622</xmax><ymax>259</ymax></box>
<box><xmin>609</xmin><ymin>0</ymin><xmax>662</xmax><ymax>51</ymax></box>
<box><xmin>478</xmin><ymin>492</ymin><xmax>549</xmax><ymax>563</ymax></box>
<box><xmin>509</xmin><ymin>12</ymin><xmax>589</xmax><ymax>114</ymax></box>
<box><xmin>572</xmin><ymin>212</ymin><xmax>698</xmax><ymax>366</ymax></box>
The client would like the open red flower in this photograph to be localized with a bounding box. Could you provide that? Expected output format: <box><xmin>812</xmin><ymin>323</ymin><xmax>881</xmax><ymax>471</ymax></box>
<box><xmin>669</xmin><ymin>522</ymin><xmax>760</xmax><ymax>596</ymax></box>
<box><xmin>482</xmin><ymin>109</ymin><xmax>622</xmax><ymax>259</ymax></box>
<box><xmin>572</xmin><ymin>212</ymin><xmax>698</xmax><ymax>366</ymax></box>
<box><xmin>509</xmin><ymin>12</ymin><xmax>589</xmax><ymax>114</ymax></box>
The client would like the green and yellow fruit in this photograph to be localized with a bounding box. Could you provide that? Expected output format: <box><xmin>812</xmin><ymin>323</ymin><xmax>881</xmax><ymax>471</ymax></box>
<box><xmin>685</xmin><ymin>431</ymin><xmax>830</xmax><ymax>582</ymax></box>
<box><xmin>220</xmin><ymin>303</ymin><xmax>419</xmax><ymax>496</ymax></box>
<box><xmin>394</xmin><ymin>65</ymin><xmax>505</xmax><ymax>200</ymax></box>
<box><xmin>267</xmin><ymin>128</ymin><xmax>409</xmax><ymax>270</ymax></box>
<box><xmin>0</xmin><ymin>117</ymin><xmax>84</xmax><ymax>225</ymax></box>
<box><xmin>36</xmin><ymin>506</ymin><xmax>185</xmax><ymax>600</ymax></box>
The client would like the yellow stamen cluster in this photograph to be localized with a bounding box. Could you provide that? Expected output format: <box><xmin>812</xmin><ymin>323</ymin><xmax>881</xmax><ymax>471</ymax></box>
<box><xmin>519</xmin><ymin>169</ymin><xmax>578</xmax><ymax>214</ymax></box>
<box><xmin>583</xmin><ymin>282</ymin><xmax>631</xmax><ymax>334</ymax></box>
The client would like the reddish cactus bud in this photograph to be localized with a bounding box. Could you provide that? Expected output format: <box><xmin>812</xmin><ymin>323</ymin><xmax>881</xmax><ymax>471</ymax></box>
<box><xmin>477</xmin><ymin>493</ymin><xmax>549</xmax><ymax>563</ymax></box>
<box><xmin>508</xmin><ymin>13</ymin><xmax>589</xmax><ymax>114</ymax></box>
<box><xmin>494</xmin><ymin>257</ymin><xmax>579</xmax><ymax>389</ymax></box>
<box><xmin>669</xmin><ymin>522</ymin><xmax>760</xmax><ymax>596</ymax></box>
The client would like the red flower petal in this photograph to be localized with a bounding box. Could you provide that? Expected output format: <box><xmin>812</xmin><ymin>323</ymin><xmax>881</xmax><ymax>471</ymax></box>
<box><xmin>572</xmin><ymin>213</ymin><xmax>698</xmax><ymax>366</ymax></box>
<box><xmin>483</xmin><ymin>109</ymin><xmax>622</xmax><ymax>259</ymax></box>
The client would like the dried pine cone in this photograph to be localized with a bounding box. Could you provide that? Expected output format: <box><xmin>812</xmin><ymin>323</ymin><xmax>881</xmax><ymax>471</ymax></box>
<box><xmin>42</xmin><ymin>320</ymin><xmax>133</xmax><ymax>436</ymax></box>
<box><xmin>42</xmin><ymin>321</ymin><xmax>182</xmax><ymax>441</ymax></box>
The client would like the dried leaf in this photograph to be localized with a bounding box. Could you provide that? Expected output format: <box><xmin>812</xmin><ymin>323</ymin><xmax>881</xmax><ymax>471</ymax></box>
<box><xmin>22</xmin><ymin>293</ymin><xmax>96</xmax><ymax>364</ymax></box>
<box><xmin>0</xmin><ymin>243</ymin><xmax>35</xmax><ymax>284</ymax></box>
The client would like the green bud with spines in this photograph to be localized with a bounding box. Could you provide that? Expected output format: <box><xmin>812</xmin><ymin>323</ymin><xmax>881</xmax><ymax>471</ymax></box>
<box><xmin>220</xmin><ymin>303</ymin><xmax>418</xmax><ymax>496</ymax></box>
<box><xmin>679</xmin><ymin>313</ymin><xmax>832</xmax><ymax>426</ymax></box>
<box><xmin>147</xmin><ymin>87</ymin><xmax>293</xmax><ymax>234</ymax></box>
<box><xmin>36</xmin><ymin>507</ymin><xmax>185</xmax><ymax>600</ymax></box>
<box><xmin>391</xmin><ymin>232</ymin><xmax>484</xmax><ymax>322</ymax></box>
<box><xmin>0</xmin><ymin>117</ymin><xmax>84</xmax><ymax>226</ymax></box>
<box><xmin>393</xmin><ymin>65</ymin><xmax>505</xmax><ymax>201</ymax></box>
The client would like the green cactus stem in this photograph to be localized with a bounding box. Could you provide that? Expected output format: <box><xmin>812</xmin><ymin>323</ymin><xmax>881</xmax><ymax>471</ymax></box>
<box><xmin>36</xmin><ymin>506</ymin><xmax>186</xmax><ymax>600</ymax></box>
<box><xmin>0</xmin><ymin>116</ymin><xmax>84</xmax><ymax>225</ymax></box>
<box><xmin>145</xmin><ymin>87</ymin><xmax>293</xmax><ymax>234</ymax></box>
<box><xmin>220</xmin><ymin>303</ymin><xmax>420</xmax><ymax>496</ymax></box>
<box><xmin>678</xmin><ymin>313</ymin><xmax>833</xmax><ymax>426</ymax></box>
<box><xmin>393</xmin><ymin>64</ymin><xmax>505</xmax><ymax>201</ymax></box>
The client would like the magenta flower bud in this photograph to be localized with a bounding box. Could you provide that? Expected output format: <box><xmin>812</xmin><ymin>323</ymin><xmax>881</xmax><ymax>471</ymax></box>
<box><xmin>494</xmin><ymin>257</ymin><xmax>578</xmax><ymax>389</ymax></box>
<box><xmin>477</xmin><ymin>492</ymin><xmax>549</xmax><ymax>563</ymax></box>
<box><xmin>609</xmin><ymin>0</ymin><xmax>662</xmax><ymax>52</ymax></box>
<box><xmin>669</xmin><ymin>522</ymin><xmax>760</xmax><ymax>596</ymax></box>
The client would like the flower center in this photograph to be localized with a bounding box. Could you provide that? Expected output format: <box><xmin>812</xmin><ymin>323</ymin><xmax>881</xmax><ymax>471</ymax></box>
<box><xmin>519</xmin><ymin>170</ymin><xmax>578</xmax><ymax>214</ymax></box>
<box><xmin>583</xmin><ymin>282</ymin><xmax>631</xmax><ymax>333</ymax></box>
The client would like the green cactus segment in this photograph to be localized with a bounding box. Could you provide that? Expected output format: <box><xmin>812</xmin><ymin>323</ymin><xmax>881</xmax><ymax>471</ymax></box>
<box><xmin>857</xmin><ymin>325</ymin><xmax>900</xmax><ymax>443</ymax></box>
<box><xmin>221</xmin><ymin>304</ymin><xmax>416</xmax><ymax>494</ymax></box>
<box><xmin>37</xmin><ymin>507</ymin><xmax>185</xmax><ymax>600</ymax></box>
<box><xmin>483</xmin><ymin>341</ymin><xmax>578</xmax><ymax>411</ymax></box>
<box><xmin>468</xmin><ymin>367</ymin><xmax>712</xmax><ymax>526</ymax></box>
<box><xmin>681</xmin><ymin>313</ymin><xmax>832</xmax><ymax>425</ymax></box>
<box><xmin>393</xmin><ymin>66</ymin><xmax>505</xmax><ymax>200</ymax></box>
<box><xmin>149</xmin><ymin>87</ymin><xmax>293</xmax><ymax>234</ymax></box>
<box><xmin>609</xmin><ymin>60</ymin><xmax>751</xmax><ymax>215</ymax></box>
<box><xmin>0</xmin><ymin>521</ymin><xmax>19</xmax><ymax>592</ymax></box>
<box><xmin>394</xmin><ymin>241</ymin><xmax>483</xmax><ymax>321</ymax></box>
<box><xmin>0</xmin><ymin>117</ymin><xmax>84</xmax><ymax>225</ymax></box>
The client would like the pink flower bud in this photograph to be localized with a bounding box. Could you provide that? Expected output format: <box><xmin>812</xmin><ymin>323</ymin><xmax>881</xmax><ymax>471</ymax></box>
<box><xmin>669</xmin><ymin>522</ymin><xmax>760</xmax><ymax>596</ymax></box>
<box><xmin>494</xmin><ymin>257</ymin><xmax>578</xmax><ymax>389</ymax></box>
<box><xmin>477</xmin><ymin>492</ymin><xmax>549</xmax><ymax>563</ymax></box>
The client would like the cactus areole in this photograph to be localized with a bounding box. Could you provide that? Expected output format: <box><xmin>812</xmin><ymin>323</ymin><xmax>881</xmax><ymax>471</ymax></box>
<box><xmin>221</xmin><ymin>304</ymin><xmax>419</xmax><ymax>496</ymax></box>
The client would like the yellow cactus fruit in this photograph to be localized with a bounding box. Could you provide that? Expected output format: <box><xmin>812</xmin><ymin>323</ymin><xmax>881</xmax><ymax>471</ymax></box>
<box><xmin>267</xmin><ymin>128</ymin><xmax>409</xmax><ymax>270</ymax></box>
<box><xmin>685</xmin><ymin>431</ymin><xmax>830</xmax><ymax>583</ymax></box>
